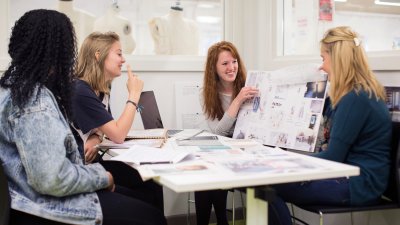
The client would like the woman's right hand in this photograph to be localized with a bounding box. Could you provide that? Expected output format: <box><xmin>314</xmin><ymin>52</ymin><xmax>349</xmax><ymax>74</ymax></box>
<box><xmin>126</xmin><ymin>64</ymin><xmax>144</xmax><ymax>102</ymax></box>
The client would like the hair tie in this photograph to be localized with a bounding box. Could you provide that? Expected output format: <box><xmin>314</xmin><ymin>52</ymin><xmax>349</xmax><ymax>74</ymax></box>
<box><xmin>353</xmin><ymin>37</ymin><xmax>360</xmax><ymax>47</ymax></box>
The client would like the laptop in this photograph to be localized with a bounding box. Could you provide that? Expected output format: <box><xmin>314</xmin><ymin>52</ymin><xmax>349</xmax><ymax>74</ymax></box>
<box><xmin>138</xmin><ymin>91</ymin><xmax>182</xmax><ymax>137</ymax></box>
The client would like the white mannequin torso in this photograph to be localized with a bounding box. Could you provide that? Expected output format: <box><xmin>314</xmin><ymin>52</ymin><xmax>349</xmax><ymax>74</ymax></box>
<box><xmin>57</xmin><ymin>0</ymin><xmax>95</xmax><ymax>49</ymax></box>
<box><xmin>93</xmin><ymin>5</ymin><xmax>136</xmax><ymax>54</ymax></box>
<box><xmin>148</xmin><ymin>9</ymin><xmax>199</xmax><ymax>55</ymax></box>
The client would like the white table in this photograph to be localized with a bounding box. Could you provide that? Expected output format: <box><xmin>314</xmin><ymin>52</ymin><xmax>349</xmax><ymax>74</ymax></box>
<box><xmin>155</xmin><ymin>152</ymin><xmax>358</xmax><ymax>224</ymax></box>
<box><xmin>108</xmin><ymin>131</ymin><xmax>360</xmax><ymax>225</ymax></box>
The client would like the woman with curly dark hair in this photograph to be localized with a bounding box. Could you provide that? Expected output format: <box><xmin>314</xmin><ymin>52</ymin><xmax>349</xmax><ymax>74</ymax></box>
<box><xmin>0</xmin><ymin>9</ymin><xmax>166</xmax><ymax>225</ymax></box>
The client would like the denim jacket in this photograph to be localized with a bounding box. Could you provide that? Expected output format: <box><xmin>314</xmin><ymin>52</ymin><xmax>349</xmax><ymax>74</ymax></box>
<box><xmin>0</xmin><ymin>87</ymin><xmax>110</xmax><ymax>224</ymax></box>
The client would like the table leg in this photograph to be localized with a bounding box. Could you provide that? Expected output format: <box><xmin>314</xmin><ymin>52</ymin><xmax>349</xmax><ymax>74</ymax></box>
<box><xmin>246</xmin><ymin>187</ymin><xmax>268</xmax><ymax>225</ymax></box>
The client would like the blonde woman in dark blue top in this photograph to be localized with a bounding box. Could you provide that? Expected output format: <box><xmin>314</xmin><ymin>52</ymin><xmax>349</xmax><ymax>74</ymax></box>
<box><xmin>269</xmin><ymin>26</ymin><xmax>392</xmax><ymax>225</ymax></box>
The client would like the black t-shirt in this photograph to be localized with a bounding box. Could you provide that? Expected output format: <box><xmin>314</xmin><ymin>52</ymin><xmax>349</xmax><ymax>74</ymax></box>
<box><xmin>71</xmin><ymin>80</ymin><xmax>113</xmax><ymax>156</ymax></box>
<box><xmin>72</xmin><ymin>80</ymin><xmax>113</xmax><ymax>134</ymax></box>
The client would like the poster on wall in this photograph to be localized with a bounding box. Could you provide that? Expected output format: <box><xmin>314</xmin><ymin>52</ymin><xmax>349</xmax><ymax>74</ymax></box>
<box><xmin>174</xmin><ymin>82</ymin><xmax>206</xmax><ymax>129</ymax></box>
<box><xmin>319</xmin><ymin>0</ymin><xmax>333</xmax><ymax>21</ymax></box>
<box><xmin>233</xmin><ymin>64</ymin><xmax>328</xmax><ymax>152</ymax></box>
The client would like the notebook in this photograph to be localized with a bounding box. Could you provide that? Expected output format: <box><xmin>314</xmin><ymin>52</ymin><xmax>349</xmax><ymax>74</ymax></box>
<box><xmin>138</xmin><ymin>91</ymin><xmax>182</xmax><ymax>137</ymax></box>
<box><xmin>110</xmin><ymin>145</ymin><xmax>190</xmax><ymax>165</ymax></box>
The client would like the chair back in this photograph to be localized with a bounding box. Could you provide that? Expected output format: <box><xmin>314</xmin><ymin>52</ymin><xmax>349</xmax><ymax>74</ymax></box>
<box><xmin>382</xmin><ymin>121</ymin><xmax>400</xmax><ymax>205</ymax></box>
<box><xmin>0</xmin><ymin>160</ymin><xmax>10</xmax><ymax>225</ymax></box>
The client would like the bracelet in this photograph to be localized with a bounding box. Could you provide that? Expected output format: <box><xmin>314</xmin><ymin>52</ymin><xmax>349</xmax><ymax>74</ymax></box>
<box><xmin>126</xmin><ymin>100</ymin><xmax>143</xmax><ymax>112</ymax></box>
<box><xmin>94</xmin><ymin>133</ymin><xmax>104</xmax><ymax>142</ymax></box>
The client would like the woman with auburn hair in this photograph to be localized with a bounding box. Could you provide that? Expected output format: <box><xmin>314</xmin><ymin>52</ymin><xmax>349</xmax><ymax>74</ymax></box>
<box><xmin>195</xmin><ymin>41</ymin><xmax>258</xmax><ymax>225</ymax></box>
<box><xmin>71</xmin><ymin>32</ymin><xmax>164</xmax><ymax>212</ymax></box>
<box><xmin>268</xmin><ymin>26</ymin><xmax>391</xmax><ymax>225</ymax></box>
<box><xmin>0</xmin><ymin>9</ymin><xmax>166</xmax><ymax>225</ymax></box>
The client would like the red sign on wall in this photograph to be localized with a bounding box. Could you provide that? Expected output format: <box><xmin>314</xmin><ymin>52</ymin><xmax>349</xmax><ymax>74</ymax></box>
<box><xmin>319</xmin><ymin>0</ymin><xmax>333</xmax><ymax>21</ymax></box>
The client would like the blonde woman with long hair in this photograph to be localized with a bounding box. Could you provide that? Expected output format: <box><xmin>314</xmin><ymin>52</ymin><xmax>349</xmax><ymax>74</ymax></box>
<box><xmin>71</xmin><ymin>32</ymin><xmax>164</xmax><ymax>213</ymax></box>
<box><xmin>268</xmin><ymin>26</ymin><xmax>392</xmax><ymax>225</ymax></box>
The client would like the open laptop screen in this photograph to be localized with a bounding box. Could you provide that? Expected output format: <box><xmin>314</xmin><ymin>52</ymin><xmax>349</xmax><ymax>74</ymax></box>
<box><xmin>138</xmin><ymin>91</ymin><xmax>164</xmax><ymax>129</ymax></box>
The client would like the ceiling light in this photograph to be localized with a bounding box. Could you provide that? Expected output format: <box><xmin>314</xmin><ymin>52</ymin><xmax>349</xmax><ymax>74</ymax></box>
<box><xmin>375</xmin><ymin>0</ymin><xmax>400</xmax><ymax>6</ymax></box>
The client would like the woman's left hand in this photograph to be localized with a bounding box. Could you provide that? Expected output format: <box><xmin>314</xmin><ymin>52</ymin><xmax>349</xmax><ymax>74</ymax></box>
<box><xmin>235</xmin><ymin>86</ymin><xmax>259</xmax><ymax>104</ymax></box>
<box><xmin>84</xmin><ymin>134</ymin><xmax>101</xmax><ymax>163</ymax></box>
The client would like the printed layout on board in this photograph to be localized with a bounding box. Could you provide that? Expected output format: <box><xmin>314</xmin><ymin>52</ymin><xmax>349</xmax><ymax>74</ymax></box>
<box><xmin>233</xmin><ymin>64</ymin><xmax>328</xmax><ymax>152</ymax></box>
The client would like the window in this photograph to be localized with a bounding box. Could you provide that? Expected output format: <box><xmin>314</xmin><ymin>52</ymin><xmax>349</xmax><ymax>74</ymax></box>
<box><xmin>259</xmin><ymin>0</ymin><xmax>400</xmax><ymax>70</ymax></box>
<box><xmin>279</xmin><ymin>0</ymin><xmax>400</xmax><ymax>56</ymax></box>
<box><xmin>9</xmin><ymin>0</ymin><xmax>222</xmax><ymax>56</ymax></box>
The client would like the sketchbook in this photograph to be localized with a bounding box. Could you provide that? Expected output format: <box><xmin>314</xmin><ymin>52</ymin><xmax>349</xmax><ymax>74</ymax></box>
<box><xmin>109</xmin><ymin>145</ymin><xmax>191</xmax><ymax>165</ymax></box>
<box><xmin>126</xmin><ymin>128</ymin><xmax>167</xmax><ymax>139</ymax></box>
<box><xmin>233</xmin><ymin>64</ymin><xmax>328</xmax><ymax>153</ymax></box>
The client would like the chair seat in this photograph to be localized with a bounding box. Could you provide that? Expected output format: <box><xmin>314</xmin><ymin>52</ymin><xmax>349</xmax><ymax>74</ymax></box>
<box><xmin>298</xmin><ymin>199</ymin><xmax>399</xmax><ymax>214</ymax></box>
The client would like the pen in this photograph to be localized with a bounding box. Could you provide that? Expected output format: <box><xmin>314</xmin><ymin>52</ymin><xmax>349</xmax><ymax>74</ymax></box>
<box><xmin>176</xmin><ymin>130</ymin><xmax>204</xmax><ymax>141</ymax></box>
<box><xmin>140</xmin><ymin>161</ymin><xmax>172</xmax><ymax>165</ymax></box>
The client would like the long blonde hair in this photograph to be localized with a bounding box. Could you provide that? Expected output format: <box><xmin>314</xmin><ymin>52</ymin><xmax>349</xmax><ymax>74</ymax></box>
<box><xmin>75</xmin><ymin>32</ymin><xmax>120</xmax><ymax>94</ymax></box>
<box><xmin>321</xmin><ymin>26</ymin><xmax>385</xmax><ymax>107</ymax></box>
<box><xmin>203</xmin><ymin>41</ymin><xmax>246</xmax><ymax>120</ymax></box>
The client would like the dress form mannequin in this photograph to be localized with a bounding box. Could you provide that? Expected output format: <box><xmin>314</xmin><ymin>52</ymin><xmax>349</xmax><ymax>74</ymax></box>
<box><xmin>148</xmin><ymin>8</ymin><xmax>199</xmax><ymax>55</ymax></box>
<box><xmin>93</xmin><ymin>3</ymin><xmax>136</xmax><ymax>54</ymax></box>
<box><xmin>57</xmin><ymin>0</ymin><xmax>95</xmax><ymax>49</ymax></box>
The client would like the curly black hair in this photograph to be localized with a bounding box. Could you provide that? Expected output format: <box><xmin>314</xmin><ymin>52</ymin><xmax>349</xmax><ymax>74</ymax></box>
<box><xmin>0</xmin><ymin>9</ymin><xmax>77</xmax><ymax>120</ymax></box>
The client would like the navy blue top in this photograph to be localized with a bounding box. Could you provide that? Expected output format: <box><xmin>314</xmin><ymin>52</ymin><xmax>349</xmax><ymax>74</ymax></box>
<box><xmin>71</xmin><ymin>80</ymin><xmax>113</xmax><ymax>134</ymax></box>
<box><xmin>314</xmin><ymin>90</ymin><xmax>392</xmax><ymax>205</ymax></box>
<box><xmin>71</xmin><ymin>80</ymin><xmax>113</xmax><ymax>156</ymax></box>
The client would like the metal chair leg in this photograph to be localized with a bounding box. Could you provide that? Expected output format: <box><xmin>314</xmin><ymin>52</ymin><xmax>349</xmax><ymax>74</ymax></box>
<box><xmin>350</xmin><ymin>212</ymin><xmax>354</xmax><ymax>225</ymax></box>
<box><xmin>232</xmin><ymin>190</ymin><xmax>235</xmax><ymax>225</ymax></box>
<box><xmin>290</xmin><ymin>204</ymin><xmax>296</xmax><ymax>225</ymax></box>
<box><xmin>240</xmin><ymin>191</ymin><xmax>245</xmax><ymax>221</ymax></box>
<box><xmin>187</xmin><ymin>192</ymin><xmax>191</xmax><ymax>225</ymax></box>
<box><xmin>187</xmin><ymin>192</ymin><xmax>195</xmax><ymax>225</ymax></box>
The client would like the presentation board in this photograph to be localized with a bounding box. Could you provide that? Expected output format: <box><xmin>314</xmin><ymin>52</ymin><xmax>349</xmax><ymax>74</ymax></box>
<box><xmin>233</xmin><ymin>64</ymin><xmax>328</xmax><ymax>152</ymax></box>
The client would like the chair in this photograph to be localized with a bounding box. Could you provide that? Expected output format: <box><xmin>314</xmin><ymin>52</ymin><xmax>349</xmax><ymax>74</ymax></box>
<box><xmin>291</xmin><ymin>121</ymin><xmax>400</xmax><ymax>225</ymax></box>
<box><xmin>0</xmin><ymin>161</ymin><xmax>10</xmax><ymax>225</ymax></box>
<box><xmin>186</xmin><ymin>189</ymin><xmax>246</xmax><ymax>225</ymax></box>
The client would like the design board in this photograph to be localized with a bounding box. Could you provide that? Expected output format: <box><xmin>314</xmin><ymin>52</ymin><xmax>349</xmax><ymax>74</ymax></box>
<box><xmin>233</xmin><ymin>64</ymin><xmax>328</xmax><ymax>152</ymax></box>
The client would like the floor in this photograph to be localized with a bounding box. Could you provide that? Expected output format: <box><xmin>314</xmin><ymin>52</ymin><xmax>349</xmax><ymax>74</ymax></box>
<box><xmin>210</xmin><ymin>220</ymin><xmax>245</xmax><ymax>225</ymax></box>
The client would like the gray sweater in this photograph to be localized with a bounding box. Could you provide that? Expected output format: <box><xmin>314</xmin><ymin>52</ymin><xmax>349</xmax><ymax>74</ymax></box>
<box><xmin>201</xmin><ymin>92</ymin><xmax>237</xmax><ymax>137</ymax></box>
